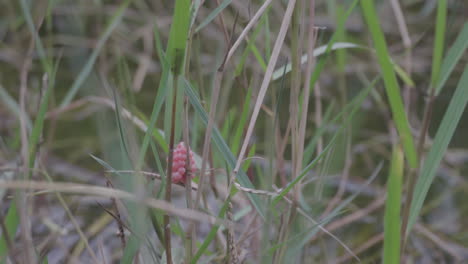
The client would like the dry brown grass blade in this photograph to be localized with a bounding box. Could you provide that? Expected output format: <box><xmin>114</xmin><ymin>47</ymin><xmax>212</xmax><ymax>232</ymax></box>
<box><xmin>0</xmin><ymin>180</ymin><xmax>231</xmax><ymax>228</ymax></box>
<box><xmin>46</xmin><ymin>96</ymin><xmax>149</xmax><ymax>133</ymax></box>
<box><xmin>233</xmin><ymin>0</ymin><xmax>298</xmax><ymax>176</ymax></box>
<box><xmin>272</xmin><ymin>185</ymin><xmax>360</xmax><ymax>262</ymax></box>
<box><xmin>295</xmin><ymin>0</ymin><xmax>317</xmax><ymax>195</ymax></box>
<box><xmin>18</xmin><ymin>28</ymin><xmax>36</xmax><ymax>264</ymax></box>
<box><xmin>225</xmin><ymin>0</ymin><xmax>274</xmax><ymax>64</ymax></box>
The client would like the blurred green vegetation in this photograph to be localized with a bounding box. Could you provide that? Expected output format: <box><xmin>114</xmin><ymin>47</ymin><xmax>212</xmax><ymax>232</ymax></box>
<box><xmin>0</xmin><ymin>0</ymin><xmax>467</xmax><ymax>263</ymax></box>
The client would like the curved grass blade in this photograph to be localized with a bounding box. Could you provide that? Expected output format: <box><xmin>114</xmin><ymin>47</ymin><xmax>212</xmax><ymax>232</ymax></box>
<box><xmin>272</xmin><ymin>136</ymin><xmax>336</xmax><ymax>206</ymax></box>
<box><xmin>195</xmin><ymin>0</ymin><xmax>232</xmax><ymax>33</ymax></box>
<box><xmin>1</xmin><ymin>1</ymin><xmax>59</xmax><ymax>258</ymax></box>
<box><xmin>60</xmin><ymin>0</ymin><xmax>131</xmax><ymax>107</ymax></box>
<box><xmin>136</xmin><ymin>48</ymin><xmax>170</xmax><ymax>167</ymax></box>
<box><xmin>191</xmin><ymin>196</ymin><xmax>230</xmax><ymax>263</ymax></box>
<box><xmin>392</xmin><ymin>62</ymin><xmax>415</xmax><ymax>87</ymax></box>
<box><xmin>271</xmin><ymin>42</ymin><xmax>362</xmax><ymax>80</ymax></box>
<box><xmin>407</xmin><ymin>64</ymin><xmax>468</xmax><ymax>234</ymax></box>
<box><xmin>183</xmin><ymin>78</ymin><xmax>266</xmax><ymax>219</ymax></box>
<box><xmin>267</xmin><ymin>162</ymin><xmax>382</xmax><ymax>259</ymax></box>
<box><xmin>435</xmin><ymin>22</ymin><xmax>468</xmax><ymax>95</ymax></box>
<box><xmin>19</xmin><ymin>0</ymin><xmax>52</xmax><ymax>73</ymax></box>
<box><xmin>231</xmin><ymin>87</ymin><xmax>252</xmax><ymax>156</ymax></box>
<box><xmin>0</xmin><ymin>201</ymin><xmax>18</xmax><ymax>260</ymax></box>
<box><xmin>0</xmin><ymin>85</ymin><xmax>32</xmax><ymax>130</ymax></box>
<box><xmin>234</xmin><ymin>15</ymin><xmax>269</xmax><ymax>76</ymax></box>
<box><xmin>361</xmin><ymin>0</ymin><xmax>418</xmax><ymax>169</ymax></box>
<box><xmin>272</xmin><ymin>78</ymin><xmax>374</xmax><ymax>206</ymax></box>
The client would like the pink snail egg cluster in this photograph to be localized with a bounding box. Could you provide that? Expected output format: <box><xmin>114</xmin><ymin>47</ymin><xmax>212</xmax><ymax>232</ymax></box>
<box><xmin>171</xmin><ymin>142</ymin><xmax>198</xmax><ymax>183</ymax></box>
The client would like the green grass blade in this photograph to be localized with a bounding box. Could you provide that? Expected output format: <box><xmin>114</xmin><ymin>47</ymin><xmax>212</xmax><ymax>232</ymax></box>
<box><xmin>91</xmin><ymin>154</ymin><xmax>149</xmax><ymax>263</ymax></box>
<box><xmin>234</xmin><ymin>15</ymin><xmax>268</xmax><ymax>76</ymax></box>
<box><xmin>19</xmin><ymin>0</ymin><xmax>52</xmax><ymax>73</ymax></box>
<box><xmin>430</xmin><ymin>0</ymin><xmax>447</xmax><ymax>88</ymax></box>
<box><xmin>435</xmin><ymin>22</ymin><xmax>468</xmax><ymax>95</ymax></box>
<box><xmin>191</xmin><ymin>197</ymin><xmax>230</xmax><ymax>263</ymax></box>
<box><xmin>0</xmin><ymin>33</ymin><xmax>58</xmax><ymax>263</ymax></box>
<box><xmin>272</xmin><ymin>137</ymin><xmax>337</xmax><ymax>206</ymax></box>
<box><xmin>272</xmin><ymin>80</ymin><xmax>373</xmax><ymax>206</ymax></box>
<box><xmin>392</xmin><ymin>62</ymin><xmax>415</xmax><ymax>87</ymax></box>
<box><xmin>28</xmin><ymin>56</ymin><xmax>61</xmax><ymax>177</ymax></box>
<box><xmin>136</xmin><ymin>40</ymin><xmax>170</xmax><ymax>169</ymax></box>
<box><xmin>162</xmin><ymin>0</ymin><xmax>191</xmax><ymax>152</ymax></box>
<box><xmin>308</xmin><ymin>0</ymin><xmax>359</xmax><ymax>88</ymax></box>
<box><xmin>271</xmin><ymin>42</ymin><xmax>362</xmax><ymax>80</ymax></box>
<box><xmin>106</xmin><ymin>93</ymin><xmax>149</xmax><ymax>261</ymax></box>
<box><xmin>361</xmin><ymin>0</ymin><xmax>418</xmax><ymax>169</ymax></box>
<box><xmin>302</xmin><ymin>101</ymin><xmax>335</xmax><ymax>165</ymax></box>
<box><xmin>407</xmin><ymin>64</ymin><xmax>468</xmax><ymax>234</ymax></box>
<box><xmin>166</xmin><ymin>0</ymin><xmax>191</xmax><ymax>75</ymax></box>
<box><xmin>0</xmin><ymin>201</ymin><xmax>18</xmax><ymax>259</ymax></box>
<box><xmin>0</xmin><ymin>85</ymin><xmax>32</xmax><ymax>130</ymax></box>
<box><xmin>90</xmin><ymin>154</ymin><xmax>126</xmax><ymax>178</ymax></box>
<box><xmin>183</xmin><ymin>78</ymin><xmax>266</xmax><ymax>219</ymax></box>
<box><xmin>195</xmin><ymin>0</ymin><xmax>232</xmax><ymax>33</ymax></box>
<box><xmin>302</xmin><ymin>76</ymin><xmax>378</xmax><ymax>165</ymax></box>
<box><xmin>247</xmin><ymin>39</ymin><xmax>268</xmax><ymax>71</ymax></box>
<box><xmin>383</xmin><ymin>145</ymin><xmax>404</xmax><ymax>264</ymax></box>
<box><xmin>269</xmin><ymin>162</ymin><xmax>382</xmax><ymax>259</ymax></box>
<box><xmin>153</xmin><ymin>17</ymin><xmax>166</xmax><ymax>62</ymax></box>
<box><xmin>112</xmin><ymin>90</ymin><xmax>131</xmax><ymax>162</ymax></box>
<box><xmin>60</xmin><ymin>0</ymin><xmax>130</xmax><ymax>107</ymax></box>
<box><xmin>136</xmin><ymin>45</ymin><xmax>170</xmax><ymax>168</ymax></box>
<box><xmin>28</xmin><ymin>79</ymin><xmax>53</xmax><ymax>171</ymax></box>
<box><xmin>231</xmin><ymin>88</ymin><xmax>252</xmax><ymax>156</ymax></box>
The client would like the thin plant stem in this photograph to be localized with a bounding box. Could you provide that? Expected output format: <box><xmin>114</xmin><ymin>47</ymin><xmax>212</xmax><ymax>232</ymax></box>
<box><xmin>401</xmin><ymin>89</ymin><xmax>436</xmax><ymax>249</ymax></box>
<box><xmin>233</xmin><ymin>0</ymin><xmax>297</xmax><ymax>176</ymax></box>
<box><xmin>389</xmin><ymin>0</ymin><xmax>413</xmax><ymax>113</ymax></box>
<box><xmin>194</xmin><ymin>11</ymin><xmax>239</xmax><ymax>208</ymax></box>
<box><xmin>18</xmin><ymin>31</ymin><xmax>36</xmax><ymax>264</ymax></box>
<box><xmin>183</xmin><ymin>98</ymin><xmax>194</xmax><ymax>262</ymax></box>
<box><xmin>276</xmin><ymin>0</ymin><xmax>308</xmax><ymax>262</ymax></box>
<box><xmin>297</xmin><ymin>0</ymin><xmax>317</xmax><ymax>189</ymax></box>
<box><xmin>164</xmin><ymin>75</ymin><xmax>180</xmax><ymax>264</ymax></box>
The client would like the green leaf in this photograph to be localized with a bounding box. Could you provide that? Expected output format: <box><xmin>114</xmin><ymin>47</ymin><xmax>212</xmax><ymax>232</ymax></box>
<box><xmin>195</xmin><ymin>0</ymin><xmax>232</xmax><ymax>33</ymax></box>
<box><xmin>231</xmin><ymin>88</ymin><xmax>252</xmax><ymax>156</ymax></box>
<box><xmin>407</xmin><ymin>64</ymin><xmax>468</xmax><ymax>234</ymax></box>
<box><xmin>0</xmin><ymin>201</ymin><xmax>18</xmax><ymax>259</ymax></box>
<box><xmin>191</xmin><ymin>197</ymin><xmax>230</xmax><ymax>263</ymax></box>
<box><xmin>166</xmin><ymin>0</ymin><xmax>191</xmax><ymax>75</ymax></box>
<box><xmin>60</xmin><ymin>0</ymin><xmax>130</xmax><ymax>107</ymax></box>
<box><xmin>0</xmin><ymin>85</ymin><xmax>32</xmax><ymax>130</ymax></box>
<box><xmin>234</xmin><ymin>14</ymin><xmax>269</xmax><ymax>76</ymax></box>
<box><xmin>136</xmin><ymin>66</ymin><xmax>170</xmax><ymax>168</ymax></box>
<box><xmin>19</xmin><ymin>0</ymin><xmax>52</xmax><ymax>73</ymax></box>
<box><xmin>392</xmin><ymin>62</ymin><xmax>415</xmax><ymax>87</ymax></box>
<box><xmin>383</xmin><ymin>145</ymin><xmax>404</xmax><ymax>264</ymax></box>
<box><xmin>272</xmin><ymin>79</ymin><xmax>374</xmax><ymax>206</ymax></box>
<box><xmin>361</xmin><ymin>0</ymin><xmax>418</xmax><ymax>169</ymax></box>
<box><xmin>430</xmin><ymin>0</ymin><xmax>447</xmax><ymax>88</ymax></box>
<box><xmin>269</xmin><ymin>162</ymin><xmax>382</xmax><ymax>259</ymax></box>
<box><xmin>435</xmin><ymin>22</ymin><xmax>468</xmax><ymax>95</ymax></box>
<box><xmin>272</xmin><ymin>42</ymin><xmax>363</xmax><ymax>80</ymax></box>
<box><xmin>183</xmin><ymin>78</ymin><xmax>266</xmax><ymax>219</ymax></box>
<box><xmin>271</xmin><ymin>138</ymin><xmax>336</xmax><ymax>206</ymax></box>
